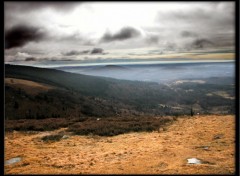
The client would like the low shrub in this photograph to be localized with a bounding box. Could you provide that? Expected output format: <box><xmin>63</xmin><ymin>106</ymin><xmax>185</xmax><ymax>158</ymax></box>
<box><xmin>5</xmin><ymin>116</ymin><xmax>177</xmax><ymax>137</ymax></box>
<box><xmin>67</xmin><ymin>116</ymin><xmax>175</xmax><ymax>136</ymax></box>
<box><xmin>41</xmin><ymin>134</ymin><xmax>63</xmax><ymax>142</ymax></box>
<box><xmin>5</xmin><ymin>118</ymin><xmax>69</xmax><ymax>131</ymax></box>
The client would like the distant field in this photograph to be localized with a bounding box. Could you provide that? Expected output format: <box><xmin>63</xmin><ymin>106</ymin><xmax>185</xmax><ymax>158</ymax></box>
<box><xmin>55</xmin><ymin>61</ymin><xmax>235</xmax><ymax>84</ymax></box>
<box><xmin>5</xmin><ymin>78</ymin><xmax>54</xmax><ymax>95</ymax></box>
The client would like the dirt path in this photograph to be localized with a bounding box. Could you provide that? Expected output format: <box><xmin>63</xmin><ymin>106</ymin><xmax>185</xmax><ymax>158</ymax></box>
<box><xmin>4</xmin><ymin>115</ymin><xmax>235</xmax><ymax>174</ymax></box>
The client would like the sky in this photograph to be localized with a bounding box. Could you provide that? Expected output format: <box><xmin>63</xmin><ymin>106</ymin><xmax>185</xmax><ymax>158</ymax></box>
<box><xmin>4</xmin><ymin>1</ymin><xmax>235</xmax><ymax>65</ymax></box>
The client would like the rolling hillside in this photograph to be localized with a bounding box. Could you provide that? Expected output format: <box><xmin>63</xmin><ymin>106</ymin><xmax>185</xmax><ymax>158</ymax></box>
<box><xmin>5</xmin><ymin>64</ymin><xmax>235</xmax><ymax>120</ymax></box>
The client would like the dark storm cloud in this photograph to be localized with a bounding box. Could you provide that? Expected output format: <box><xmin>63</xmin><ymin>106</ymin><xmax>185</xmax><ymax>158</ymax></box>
<box><xmin>5</xmin><ymin>25</ymin><xmax>45</xmax><ymax>49</ymax></box>
<box><xmin>100</xmin><ymin>27</ymin><xmax>141</xmax><ymax>43</ymax></box>
<box><xmin>191</xmin><ymin>39</ymin><xmax>214</xmax><ymax>49</ymax></box>
<box><xmin>90</xmin><ymin>48</ymin><xmax>104</xmax><ymax>54</ymax></box>
<box><xmin>62</xmin><ymin>50</ymin><xmax>90</xmax><ymax>56</ymax></box>
<box><xmin>25</xmin><ymin>57</ymin><xmax>37</xmax><ymax>61</ymax></box>
<box><xmin>62</xmin><ymin>48</ymin><xmax>106</xmax><ymax>56</ymax></box>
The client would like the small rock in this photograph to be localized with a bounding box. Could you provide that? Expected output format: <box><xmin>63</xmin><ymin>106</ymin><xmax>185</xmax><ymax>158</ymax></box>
<box><xmin>5</xmin><ymin>157</ymin><xmax>22</xmax><ymax>166</ymax></box>
<box><xmin>158</xmin><ymin>127</ymin><xmax>164</xmax><ymax>132</ymax></box>
<box><xmin>187</xmin><ymin>158</ymin><xmax>202</xmax><ymax>164</ymax></box>
<box><xmin>202</xmin><ymin>160</ymin><xmax>215</xmax><ymax>165</ymax></box>
<box><xmin>158</xmin><ymin>162</ymin><xmax>168</xmax><ymax>168</ymax></box>
<box><xmin>158</xmin><ymin>127</ymin><xmax>167</xmax><ymax>132</ymax></box>
<box><xmin>195</xmin><ymin>146</ymin><xmax>210</xmax><ymax>151</ymax></box>
<box><xmin>203</xmin><ymin>146</ymin><xmax>209</xmax><ymax>150</ymax></box>
<box><xmin>213</xmin><ymin>134</ymin><xmax>224</xmax><ymax>140</ymax></box>
<box><xmin>62</xmin><ymin>135</ymin><xmax>69</xmax><ymax>139</ymax></box>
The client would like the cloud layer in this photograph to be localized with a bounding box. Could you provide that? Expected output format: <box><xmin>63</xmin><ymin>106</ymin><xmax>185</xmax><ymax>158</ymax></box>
<box><xmin>4</xmin><ymin>2</ymin><xmax>235</xmax><ymax>63</ymax></box>
<box><xmin>62</xmin><ymin>48</ymin><xmax>106</xmax><ymax>56</ymax></box>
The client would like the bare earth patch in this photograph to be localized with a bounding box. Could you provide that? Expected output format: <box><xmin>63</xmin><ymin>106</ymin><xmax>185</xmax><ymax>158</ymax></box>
<box><xmin>5</xmin><ymin>78</ymin><xmax>54</xmax><ymax>95</ymax></box>
<box><xmin>4</xmin><ymin>115</ymin><xmax>235</xmax><ymax>174</ymax></box>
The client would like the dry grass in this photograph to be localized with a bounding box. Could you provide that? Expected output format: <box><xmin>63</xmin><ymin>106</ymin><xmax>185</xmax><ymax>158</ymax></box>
<box><xmin>4</xmin><ymin>115</ymin><xmax>235</xmax><ymax>174</ymax></box>
<box><xmin>5</xmin><ymin>78</ymin><xmax>54</xmax><ymax>95</ymax></box>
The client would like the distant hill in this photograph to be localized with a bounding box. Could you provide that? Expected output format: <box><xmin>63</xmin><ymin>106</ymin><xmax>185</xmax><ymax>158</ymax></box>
<box><xmin>5</xmin><ymin>64</ymin><xmax>235</xmax><ymax>120</ymax></box>
<box><xmin>5</xmin><ymin>64</ymin><xmax>111</xmax><ymax>97</ymax></box>
<box><xmin>5</xmin><ymin>64</ymin><xmax>155</xmax><ymax>120</ymax></box>
<box><xmin>94</xmin><ymin>65</ymin><xmax>128</xmax><ymax>71</ymax></box>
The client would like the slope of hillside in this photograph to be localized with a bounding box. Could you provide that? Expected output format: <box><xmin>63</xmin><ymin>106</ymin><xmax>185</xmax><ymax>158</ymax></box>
<box><xmin>5</xmin><ymin>64</ymin><xmax>110</xmax><ymax>96</ymax></box>
<box><xmin>5</xmin><ymin>79</ymin><xmax>120</xmax><ymax>120</ymax></box>
<box><xmin>5</xmin><ymin>78</ymin><xmax>55</xmax><ymax>95</ymax></box>
<box><xmin>4</xmin><ymin>115</ymin><xmax>235</xmax><ymax>174</ymax></box>
<box><xmin>5</xmin><ymin>64</ymin><xmax>235</xmax><ymax>120</ymax></box>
